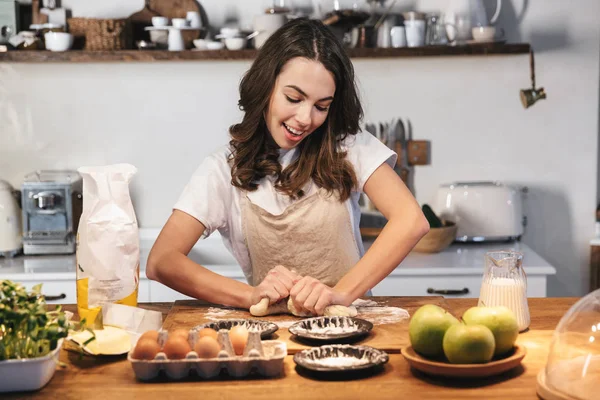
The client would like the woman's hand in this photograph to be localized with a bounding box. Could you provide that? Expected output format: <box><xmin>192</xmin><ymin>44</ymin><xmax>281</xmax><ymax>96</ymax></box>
<box><xmin>250</xmin><ymin>265</ymin><xmax>301</xmax><ymax>306</ymax></box>
<box><xmin>289</xmin><ymin>276</ymin><xmax>351</xmax><ymax>315</ymax></box>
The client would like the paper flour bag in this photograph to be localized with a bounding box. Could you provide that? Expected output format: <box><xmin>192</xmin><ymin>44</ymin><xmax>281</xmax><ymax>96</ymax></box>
<box><xmin>76</xmin><ymin>164</ymin><xmax>139</xmax><ymax>327</ymax></box>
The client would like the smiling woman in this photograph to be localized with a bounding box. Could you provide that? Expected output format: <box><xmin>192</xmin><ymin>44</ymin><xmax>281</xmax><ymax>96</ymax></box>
<box><xmin>146</xmin><ymin>18</ymin><xmax>430</xmax><ymax>318</ymax></box>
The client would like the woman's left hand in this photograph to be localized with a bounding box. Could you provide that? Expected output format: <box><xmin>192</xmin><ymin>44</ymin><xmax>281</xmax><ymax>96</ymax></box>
<box><xmin>289</xmin><ymin>276</ymin><xmax>351</xmax><ymax>315</ymax></box>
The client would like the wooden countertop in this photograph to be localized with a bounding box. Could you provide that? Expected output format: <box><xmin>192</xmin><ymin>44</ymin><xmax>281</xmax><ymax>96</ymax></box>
<box><xmin>5</xmin><ymin>297</ymin><xmax>579</xmax><ymax>399</ymax></box>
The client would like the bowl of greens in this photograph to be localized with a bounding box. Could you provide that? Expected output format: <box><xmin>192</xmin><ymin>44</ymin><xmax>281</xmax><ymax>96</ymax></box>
<box><xmin>0</xmin><ymin>280</ymin><xmax>79</xmax><ymax>393</ymax></box>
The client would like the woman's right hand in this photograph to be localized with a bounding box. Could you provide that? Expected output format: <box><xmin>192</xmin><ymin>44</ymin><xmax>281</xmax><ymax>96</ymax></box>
<box><xmin>250</xmin><ymin>265</ymin><xmax>301</xmax><ymax>306</ymax></box>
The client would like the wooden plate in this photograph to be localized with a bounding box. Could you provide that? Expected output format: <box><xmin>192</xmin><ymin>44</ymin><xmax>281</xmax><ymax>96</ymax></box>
<box><xmin>402</xmin><ymin>345</ymin><xmax>526</xmax><ymax>378</ymax></box>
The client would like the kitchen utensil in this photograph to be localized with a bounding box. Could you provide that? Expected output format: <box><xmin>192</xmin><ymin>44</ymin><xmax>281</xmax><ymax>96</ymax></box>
<box><xmin>0</xmin><ymin>0</ymin><xmax>19</xmax><ymax>45</ymax></box>
<box><xmin>151</xmin><ymin>16</ymin><xmax>168</xmax><ymax>27</ymax></box>
<box><xmin>253</xmin><ymin>12</ymin><xmax>287</xmax><ymax>48</ymax></box>
<box><xmin>0</xmin><ymin>180</ymin><xmax>22</xmax><ymax>258</ymax></box>
<box><xmin>43</xmin><ymin>31</ymin><xmax>73</xmax><ymax>51</ymax></box>
<box><xmin>520</xmin><ymin>50</ymin><xmax>547</xmax><ymax>109</ymax></box>
<box><xmin>536</xmin><ymin>289</ymin><xmax>600</xmax><ymax>400</ymax></box>
<box><xmin>186</xmin><ymin>11</ymin><xmax>201</xmax><ymax>28</ymax></box>
<box><xmin>472</xmin><ymin>25</ymin><xmax>505</xmax><ymax>42</ymax></box>
<box><xmin>0</xmin><ymin>339</ymin><xmax>64</xmax><ymax>392</ymax></box>
<box><xmin>293</xmin><ymin>344</ymin><xmax>389</xmax><ymax>374</ymax></box>
<box><xmin>479</xmin><ymin>251</ymin><xmax>530</xmax><ymax>332</ymax></box>
<box><xmin>395</xmin><ymin>118</ymin><xmax>410</xmax><ymax>186</ymax></box>
<box><xmin>224</xmin><ymin>36</ymin><xmax>247</xmax><ymax>50</ymax></box>
<box><xmin>402</xmin><ymin>344</ymin><xmax>526</xmax><ymax>378</ymax></box>
<box><xmin>264</xmin><ymin>0</ymin><xmax>293</xmax><ymax>14</ymax></box>
<box><xmin>21</xmin><ymin>170</ymin><xmax>82</xmax><ymax>255</ymax></box>
<box><xmin>148</xmin><ymin>0</ymin><xmax>205</xmax><ymax>44</ymax></box>
<box><xmin>193</xmin><ymin>319</ymin><xmax>278</xmax><ymax>339</ymax></box>
<box><xmin>288</xmin><ymin>316</ymin><xmax>373</xmax><ymax>342</ymax></box>
<box><xmin>432</xmin><ymin>181</ymin><xmax>525</xmax><ymax>242</ymax></box>
<box><xmin>390</xmin><ymin>26</ymin><xmax>406</xmax><ymax>47</ymax></box>
<box><xmin>373</xmin><ymin>0</ymin><xmax>396</xmax><ymax>30</ymax></box>
<box><xmin>412</xmin><ymin>220</ymin><xmax>457</xmax><ymax>253</ymax></box>
<box><xmin>403</xmin><ymin>12</ymin><xmax>426</xmax><ymax>47</ymax></box>
<box><xmin>425</xmin><ymin>13</ymin><xmax>451</xmax><ymax>45</ymax></box>
<box><xmin>129</xmin><ymin>0</ymin><xmax>159</xmax><ymax>42</ymax></box>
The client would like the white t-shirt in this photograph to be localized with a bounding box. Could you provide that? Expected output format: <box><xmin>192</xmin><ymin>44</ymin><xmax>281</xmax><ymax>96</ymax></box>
<box><xmin>174</xmin><ymin>130</ymin><xmax>397</xmax><ymax>282</ymax></box>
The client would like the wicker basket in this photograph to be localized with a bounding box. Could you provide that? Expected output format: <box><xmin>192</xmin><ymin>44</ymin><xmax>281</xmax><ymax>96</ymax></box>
<box><xmin>68</xmin><ymin>18</ymin><xmax>132</xmax><ymax>50</ymax></box>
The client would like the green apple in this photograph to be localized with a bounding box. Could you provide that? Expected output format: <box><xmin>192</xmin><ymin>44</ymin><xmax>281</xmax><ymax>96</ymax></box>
<box><xmin>462</xmin><ymin>306</ymin><xmax>519</xmax><ymax>356</ymax></box>
<box><xmin>442</xmin><ymin>323</ymin><xmax>495</xmax><ymax>364</ymax></box>
<box><xmin>409</xmin><ymin>304</ymin><xmax>460</xmax><ymax>358</ymax></box>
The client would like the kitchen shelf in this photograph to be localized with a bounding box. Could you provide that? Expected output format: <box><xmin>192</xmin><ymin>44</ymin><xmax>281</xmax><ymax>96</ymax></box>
<box><xmin>0</xmin><ymin>43</ymin><xmax>531</xmax><ymax>63</ymax></box>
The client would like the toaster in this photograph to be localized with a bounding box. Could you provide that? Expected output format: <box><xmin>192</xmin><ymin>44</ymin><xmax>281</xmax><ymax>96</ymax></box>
<box><xmin>432</xmin><ymin>181</ymin><xmax>525</xmax><ymax>242</ymax></box>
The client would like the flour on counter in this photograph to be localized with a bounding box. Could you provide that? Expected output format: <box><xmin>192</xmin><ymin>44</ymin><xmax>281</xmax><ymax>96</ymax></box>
<box><xmin>204</xmin><ymin>307</ymin><xmax>237</xmax><ymax>320</ymax></box>
<box><xmin>352</xmin><ymin>299</ymin><xmax>378</xmax><ymax>307</ymax></box>
<box><xmin>358</xmin><ymin>307</ymin><xmax>410</xmax><ymax>325</ymax></box>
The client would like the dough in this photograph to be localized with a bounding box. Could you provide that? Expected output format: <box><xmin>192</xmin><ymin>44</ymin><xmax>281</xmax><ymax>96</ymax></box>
<box><xmin>249</xmin><ymin>297</ymin><xmax>357</xmax><ymax>318</ymax></box>
<box><xmin>324</xmin><ymin>304</ymin><xmax>358</xmax><ymax>317</ymax></box>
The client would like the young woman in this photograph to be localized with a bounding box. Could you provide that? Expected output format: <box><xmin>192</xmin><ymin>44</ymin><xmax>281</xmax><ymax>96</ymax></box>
<box><xmin>146</xmin><ymin>18</ymin><xmax>429</xmax><ymax>315</ymax></box>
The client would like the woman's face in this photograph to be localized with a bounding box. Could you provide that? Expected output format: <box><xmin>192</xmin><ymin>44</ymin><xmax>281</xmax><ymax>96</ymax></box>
<box><xmin>265</xmin><ymin>57</ymin><xmax>336</xmax><ymax>150</ymax></box>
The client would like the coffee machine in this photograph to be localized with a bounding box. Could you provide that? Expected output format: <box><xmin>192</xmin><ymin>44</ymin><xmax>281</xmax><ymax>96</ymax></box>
<box><xmin>0</xmin><ymin>0</ymin><xmax>19</xmax><ymax>45</ymax></box>
<box><xmin>21</xmin><ymin>170</ymin><xmax>82</xmax><ymax>255</ymax></box>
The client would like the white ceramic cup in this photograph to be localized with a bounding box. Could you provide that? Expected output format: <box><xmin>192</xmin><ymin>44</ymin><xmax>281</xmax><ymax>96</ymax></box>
<box><xmin>43</xmin><ymin>32</ymin><xmax>73</xmax><ymax>51</ymax></box>
<box><xmin>404</xmin><ymin>20</ymin><xmax>426</xmax><ymax>47</ymax></box>
<box><xmin>152</xmin><ymin>16</ymin><xmax>168</xmax><ymax>27</ymax></box>
<box><xmin>390</xmin><ymin>26</ymin><xmax>407</xmax><ymax>48</ymax></box>
<box><xmin>186</xmin><ymin>11</ymin><xmax>201</xmax><ymax>28</ymax></box>
<box><xmin>172</xmin><ymin>18</ymin><xmax>188</xmax><ymax>28</ymax></box>
<box><xmin>472</xmin><ymin>26</ymin><xmax>497</xmax><ymax>42</ymax></box>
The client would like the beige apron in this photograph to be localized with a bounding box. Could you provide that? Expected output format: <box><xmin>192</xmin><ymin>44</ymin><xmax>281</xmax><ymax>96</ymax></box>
<box><xmin>241</xmin><ymin>188</ymin><xmax>360</xmax><ymax>287</ymax></box>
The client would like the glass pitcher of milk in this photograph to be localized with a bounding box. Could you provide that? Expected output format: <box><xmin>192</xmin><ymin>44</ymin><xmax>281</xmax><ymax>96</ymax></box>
<box><xmin>479</xmin><ymin>251</ymin><xmax>530</xmax><ymax>332</ymax></box>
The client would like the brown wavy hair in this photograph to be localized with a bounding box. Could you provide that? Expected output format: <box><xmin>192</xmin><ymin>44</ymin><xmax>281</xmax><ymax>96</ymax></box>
<box><xmin>228</xmin><ymin>18</ymin><xmax>362</xmax><ymax>201</ymax></box>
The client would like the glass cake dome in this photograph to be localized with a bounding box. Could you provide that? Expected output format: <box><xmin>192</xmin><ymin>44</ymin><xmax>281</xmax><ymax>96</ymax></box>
<box><xmin>537</xmin><ymin>289</ymin><xmax>600</xmax><ymax>400</ymax></box>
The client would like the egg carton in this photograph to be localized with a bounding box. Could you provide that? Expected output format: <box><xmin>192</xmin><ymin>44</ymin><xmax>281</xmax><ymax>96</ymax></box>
<box><xmin>128</xmin><ymin>328</ymin><xmax>287</xmax><ymax>380</ymax></box>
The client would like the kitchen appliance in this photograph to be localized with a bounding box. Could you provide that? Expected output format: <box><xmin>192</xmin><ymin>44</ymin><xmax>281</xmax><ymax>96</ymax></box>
<box><xmin>0</xmin><ymin>0</ymin><xmax>19</xmax><ymax>45</ymax></box>
<box><xmin>21</xmin><ymin>170</ymin><xmax>82</xmax><ymax>255</ymax></box>
<box><xmin>0</xmin><ymin>180</ymin><xmax>22</xmax><ymax>257</ymax></box>
<box><xmin>432</xmin><ymin>181</ymin><xmax>525</xmax><ymax>242</ymax></box>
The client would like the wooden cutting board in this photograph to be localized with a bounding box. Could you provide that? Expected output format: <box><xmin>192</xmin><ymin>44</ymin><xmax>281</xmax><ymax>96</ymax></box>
<box><xmin>162</xmin><ymin>296</ymin><xmax>452</xmax><ymax>354</ymax></box>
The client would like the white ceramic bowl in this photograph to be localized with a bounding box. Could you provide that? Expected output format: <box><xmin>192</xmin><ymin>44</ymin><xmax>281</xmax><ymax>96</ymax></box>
<box><xmin>205</xmin><ymin>41</ymin><xmax>224</xmax><ymax>50</ymax></box>
<box><xmin>472</xmin><ymin>26</ymin><xmax>496</xmax><ymax>42</ymax></box>
<box><xmin>152</xmin><ymin>16</ymin><xmax>169</xmax><ymax>27</ymax></box>
<box><xmin>224</xmin><ymin>37</ymin><xmax>247</xmax><ymax>51</ymax></box>
<box><xmin>0</xmin><ymin>339</ymin><xmax>63</xmax><ymax>393</ymax></box>
<box><xmin>44</xmin><ymin>32</ymin><xmax>73</xmax><ymax>51</ymax></box>
<box><xmin>220</xmin><ymin>27</ymin><xmax>240</xmax><ymax>38</ymax></box>
<box><xmin>172</xmin><ymin>18</ymin><xmax>188</xmax><ymax>28</ymax></box>
<box><xmin>193</xmin><ymin>39</ymin><xmax>208</xmax><ymax>50</ymax></box>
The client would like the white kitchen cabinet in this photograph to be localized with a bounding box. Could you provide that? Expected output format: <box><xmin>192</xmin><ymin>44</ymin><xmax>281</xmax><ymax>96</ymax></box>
<box><xmin>372</xmin><ymin>274</ymin><xmax>548</xmax><ymax>298</ymax></box>
<box><xmin>19</xmin><ymin>279</ymin><xmax>152</xmax><ymax>304</ymax></box>
<box><xmin>21</xmin><ymin>280</ymin><xmax>78</xmax><ymax>304</ymax></box>
<box><xmin>146</xmin><ymin>275</ymin><xmax>248</xmax><ymax>302</ymax></box>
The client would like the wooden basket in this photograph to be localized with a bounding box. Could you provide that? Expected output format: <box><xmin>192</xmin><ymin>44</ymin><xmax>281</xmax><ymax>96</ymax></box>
<box><xmin>68</xmin><ymin>18</ymin><xmax>132</xmax><ymax>50</ymax></box>
<box><xmin>413</xmin><ymin>220</ymin><xmax>458</xmax><ymax>253</ymax></box>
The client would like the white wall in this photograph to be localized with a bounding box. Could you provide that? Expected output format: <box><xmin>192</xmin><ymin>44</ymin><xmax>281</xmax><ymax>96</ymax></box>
<box><xmin>1</xmin><ymin>0</ymin><xmax>599</xmax><ymax>297</ymax></box>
